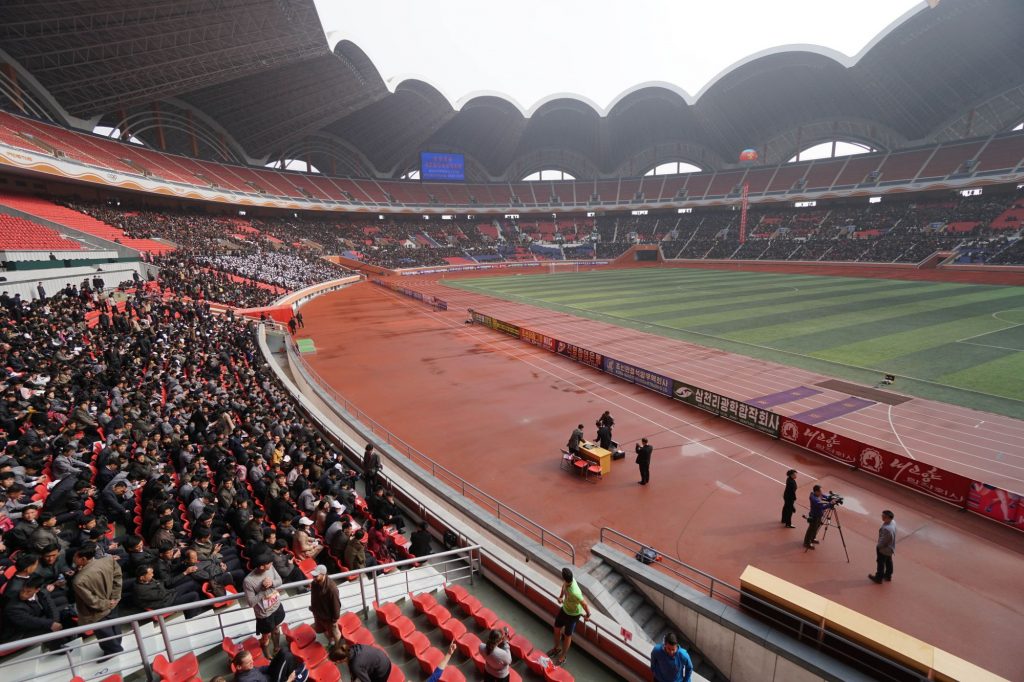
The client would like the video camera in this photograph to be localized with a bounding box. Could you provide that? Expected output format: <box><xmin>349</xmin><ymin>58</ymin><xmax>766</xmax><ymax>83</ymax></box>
<box><xmin>824</xmin><ymin>491</ymin><xmax>844</xmax><ymax>506</ymax></box>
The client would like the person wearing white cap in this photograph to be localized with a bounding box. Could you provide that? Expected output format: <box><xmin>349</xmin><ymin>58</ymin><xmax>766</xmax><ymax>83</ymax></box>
<box><xmin>292</xmin><ymin>516</ymin><xmax>322</xmax><ymax>561</ymax></box>
<box><xmin>309</xmin><ymin>564</ymin><xmax>341</xmax><ymax>646</ymax></box>
<box><xmin>324</xmin><ymin>501</ymin><xmax>347</xmax><ymax>549</ymax></box>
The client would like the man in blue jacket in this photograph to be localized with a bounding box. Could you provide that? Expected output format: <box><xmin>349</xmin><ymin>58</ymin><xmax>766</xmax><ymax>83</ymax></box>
<box><xmin>651</xmin><ymin>632</ymin><xmax>693</xmax><ymax>682</ymax></box>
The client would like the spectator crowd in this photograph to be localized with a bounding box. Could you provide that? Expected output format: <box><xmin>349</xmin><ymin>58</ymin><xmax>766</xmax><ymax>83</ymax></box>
<box><xmin>0</xmin><ymin>263</ymin><xmax>428</xmax><ymax>659</ymax></box>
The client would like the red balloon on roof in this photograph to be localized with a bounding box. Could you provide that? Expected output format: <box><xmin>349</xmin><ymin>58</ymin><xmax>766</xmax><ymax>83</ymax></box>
<box><xmin>739</xmin><ymin>148</ymin><xmax>758</xmax><ymax>163</ymax></box>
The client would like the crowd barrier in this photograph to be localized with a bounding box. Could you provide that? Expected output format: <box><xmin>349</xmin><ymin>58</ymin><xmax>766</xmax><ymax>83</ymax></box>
<box><xmin>372</xmin><ymin>277</ymin><xmax>448</xmax><ymax>310</ymax></box>
<box><xmin>469</xmin><ymin>309</ymin><xmax>1024</xmax><ymax>532</ymax></box>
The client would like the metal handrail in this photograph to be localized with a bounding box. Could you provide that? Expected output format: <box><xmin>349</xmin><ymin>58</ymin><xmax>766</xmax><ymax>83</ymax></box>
<box><xmin>0</xmin><ymin>546</ymin><xmax>481</xmax><ymax>682</ymax></box>
<box><xmin>287</xmin><ymin>341</ymin><xmax>576</xmax><ymax>565</ymax></box>
<box><xmin>598</xmin><ymin>527</ymin><xmax>930</xmax><ymax>682</ymax></box>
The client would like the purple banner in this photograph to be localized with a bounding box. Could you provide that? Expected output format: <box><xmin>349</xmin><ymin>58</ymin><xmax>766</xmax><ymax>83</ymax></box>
<box><xmin>789</xmin><ymin>397</ymin><xmax>875</xmax><ymax>425</ymax></box>
<box><xmin>602</xmin><ymin>357</ymin><xmax>672</xmax><ymax>397</ymax></box>
<box><xmin>748</xmin><ymin>386</ymin><xmax>822</xmax><ymax>408</ymax></box>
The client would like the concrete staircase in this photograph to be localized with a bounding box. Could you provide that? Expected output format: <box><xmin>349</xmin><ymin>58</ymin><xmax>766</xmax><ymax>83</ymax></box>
<box><xmin>583</xmin><ymin>558</ymin><xmax>726</xmax><ymax>682</ymax></box>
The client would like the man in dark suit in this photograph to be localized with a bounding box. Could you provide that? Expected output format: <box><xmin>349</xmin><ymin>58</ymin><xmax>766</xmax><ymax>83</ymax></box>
<box><xmin>596</xmin><ymin>422</ymin><xmax>613</xmax><ymax>451</ymax></box>
<box><xmin>567</xmin><ymin>425</ymin><xmax>584</xmax><ymax>457</ymax></box>
<box><xmin>635</xmin><ymin>438</ymin><xmax>652</xmax><ymax>485</ymax></box>
<box><xmin>781</xmin><ymin>469</ymin><xmax>798</xmax><ymax>528</ymax></box>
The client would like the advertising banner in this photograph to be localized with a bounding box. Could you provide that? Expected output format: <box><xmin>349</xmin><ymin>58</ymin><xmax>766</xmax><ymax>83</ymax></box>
<box><xmin>471</xmin><ymin>311</ymin><xmax>494</xmax><ymax>328</ymax></box>
<box><xmin>520</xmin><ymin>327</ymin><xmax>557</xmax><ymax>352</ymax></box>
<box><xmin>492</xmin><ymin>319</ymin><xmax>521</xmax><ymax>338</ymax></box>
<box><xmin>603</xmin><ymin>357</ymin><xmax>673</xmax><ymax>397</ymax></box>
<box><xmin>555</xmin><ymin>340</ymin><xmax>603</xmax><ymax>369</ymax></box>
<box><xmin>779</xmin><ymin>418</ymin><xmax>972</xmax><ymax>507</ymax></box>
<box><xmin>966</xmin><ymin>482</ymin><xmax>1024</xmax><ymax>528</ymax></box>
<box><xmin>673</xmin><ymin>380</ymin><xmax>780</xmax><ymax>437</ymax></box>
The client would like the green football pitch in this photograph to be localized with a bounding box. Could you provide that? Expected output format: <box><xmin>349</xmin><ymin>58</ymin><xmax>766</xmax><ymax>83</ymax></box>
<box><xmin>445</xmin><ymin>268</ymin><xmax>1024</xmax><ymax>417</ymax></box>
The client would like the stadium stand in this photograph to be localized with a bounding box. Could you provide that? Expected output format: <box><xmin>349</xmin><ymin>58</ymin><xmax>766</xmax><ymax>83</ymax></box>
<box><xmin>0</xmin><ymin>214</ymin><xmax>81</xmax><ymax>251</ymax></box>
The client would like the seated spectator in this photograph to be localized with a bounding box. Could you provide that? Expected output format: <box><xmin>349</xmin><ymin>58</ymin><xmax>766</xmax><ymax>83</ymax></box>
<box><xmin>133</xmin><ymin>565</ymin><xmax>203</xmax><ymax>618</ymax></box>
<box><xmin>343</xmin><ymin>529</ymin><xmax>376</xmax><ymax>572</ymax></box>
<box><xmin>292</xmin><ymin>517</ymin><xmax>322</xmax><ymax>561</ymax></box>
<box><xmin>98</xmin><ymin>480</ymin><xmax>133</xmax><ymax>528</ymax></box>
<box><xmin>2</xmin><ymin>551</ymin><xmax>40</xmax><ymax>605</ymax></box>
<box><xmin>270</xmin><ymin>540</ymin><xmax>306</xmax><ymax>584</ymax></box>
<box><xmin>2</xmin><ymin>575</ymin><xmax>68</xmax><ymax>645</ymax></box>
<box><xmin>409</xmin><ymin>521</ymin><xmax>433</xmax><ymax>559</ymax></box>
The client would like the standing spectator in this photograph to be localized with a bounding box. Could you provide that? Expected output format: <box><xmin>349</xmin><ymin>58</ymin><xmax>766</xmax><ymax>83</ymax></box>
<box><xmin>243</xmin><ymin>552</ymin><xmax>284</xmax><ymax>660</ymax></box>
<box><xmin>635</xmin><ymin>438</ymin><xmax>652</xmax><ymax>486</ymax></box>
<box><xmin>328</xmin><ymin>642</ymin><xmax>392</xmax><ymax>682</ymax></box>
<box><xmin>549</xmin><ymin>567</ymin><xmax>590</xmax><ymax>666</ymax></box>
<box><xmin>36</xmin><ymin>282</ymin><xmax>46</xmax><ymax>302</ymax></box>
<box><xmin>650</xmin><ymin>632</ymin><xmax>693</xmax><ymax>682</ymax></box>
<box><xmin>309</xmin><ymin>565</ymin><xmax>341</xmax><ymax>646</ymax></box>
<box><xmin>361</xmin><ymin>444</ymin><xmax>381</xmax><ymax>496</ymax></box>
<box><xmin>781</xmin><ymin>469</ymin><xmax>797</xmax><ymax>528</ymax></box>
<box><xmin>71</xmin><ymin>542</ymin><xmax>123</xmax><ymax>656</ymax></box>
<box><xmin>869</xmin><ymin>510</ymin><xmax>897</xmax><ymax>583</ymax></box>
<box><xmin>480</xmin><ymin>627</ymin><xmax>512</xmax><ymax>681</ymax></box>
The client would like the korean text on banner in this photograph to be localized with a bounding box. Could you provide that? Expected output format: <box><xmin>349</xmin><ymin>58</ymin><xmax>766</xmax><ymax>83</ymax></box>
<box><xmin>555</xmin><ymin>340</ymin><xmax>603</xmax><ymax>369</ymax></box>
<box><xmin>471</xmin><ymin>311</ymin><xmax>494</xmax><ymax>328</ymax></box>
<box><xmin>492</xmin><ymin>319</ymin><xmax>521</xmax><ymax>338</ymax></box>
<box><xmin>603</xmin><ymin>357</ymin><xmax>672</xmax><ymax>397</ymax></box>
<box><xmin>779</xmin><ymin>418</ymin><xmax>972</xmax><ymax>506</ymax></box>
<box><xmin>520</xmin><ymin>327</ymin><xmax>557</xmax><ymax>352</ymax></box>
<box><xmin>673</xmin><ymin>380</ymin><xmax>780</xmax><ymax>437</ymax></box>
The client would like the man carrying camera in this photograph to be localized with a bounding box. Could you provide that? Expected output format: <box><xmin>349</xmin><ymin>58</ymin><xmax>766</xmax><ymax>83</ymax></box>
<box><xmin>803</xmin><ymin>485</ymin><xmax>830</xmax><ymax>550</ymax></box>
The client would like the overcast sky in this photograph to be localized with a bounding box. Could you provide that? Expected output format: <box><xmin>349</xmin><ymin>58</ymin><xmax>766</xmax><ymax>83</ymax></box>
<box><xmin>314</xmin><ymin>0</ymin><xmax>925</xmax><ymax>112</ymax></box>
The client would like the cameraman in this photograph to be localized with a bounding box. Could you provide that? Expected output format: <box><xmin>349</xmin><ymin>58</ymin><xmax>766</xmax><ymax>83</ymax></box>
<box><xmin>803</xmin><ymin>485</ymin><xmax>831</xmax><ymax>550</ymax></box>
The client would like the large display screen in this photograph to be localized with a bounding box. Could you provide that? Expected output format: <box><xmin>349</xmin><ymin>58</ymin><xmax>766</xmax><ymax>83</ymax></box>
<box><xmin>420</xmin><ymin>152</ymin><xmax>465</xmax><ymax>181</ymax></box>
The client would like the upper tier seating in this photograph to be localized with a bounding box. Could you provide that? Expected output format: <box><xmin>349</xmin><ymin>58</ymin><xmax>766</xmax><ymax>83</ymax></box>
<box><xmin>0</xmin><ymin>213</ymin><xmax>82</xmax><ymax>250</ymax></box>
<box><xmin>0</xmin><ymin>192</ymin><xmax>173</xmax><ymax>254</ymax></box>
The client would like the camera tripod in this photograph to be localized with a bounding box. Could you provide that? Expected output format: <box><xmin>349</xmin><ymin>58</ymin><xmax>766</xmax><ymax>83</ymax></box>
<box><xmin>811</xmin><ymin>504</ymin><xmax>850</xmax><ymax>563</ymax></box>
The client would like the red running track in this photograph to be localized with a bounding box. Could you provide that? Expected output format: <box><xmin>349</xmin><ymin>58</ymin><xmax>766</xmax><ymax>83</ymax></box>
<box><xmin>405</xmin><ymin>273</ymin><xmax>1024</xmax><ymax>494</ymax></box>
<box><xmin>300</xmin><ymin>279</ymin><xmax>1024</xmax><ymax>680</ymax></box>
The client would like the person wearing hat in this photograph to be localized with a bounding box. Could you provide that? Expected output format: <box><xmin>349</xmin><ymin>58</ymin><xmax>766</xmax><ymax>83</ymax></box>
<box><xmin>323</xmin><ymin>501</ymin><xmax>346</xmax><ymax>549</ymax></box>
<box><xmin>650</xmin><ymin>632</ymin><xmax>693</xmax><ymax>682</ymax></box>
<box><xmin>291</xmin><ymin>516</ymin><xmax>322</xmax><ymax>561</ymax></box>
<box><xmin>309</xmin><ymin>565</ymin><xmax>341</xmax><ymax>646</ymax></box>
<box><xmin>243</xmin><ymin>552</ymin><xmax>285</xmax><ymax>660</ymax></box>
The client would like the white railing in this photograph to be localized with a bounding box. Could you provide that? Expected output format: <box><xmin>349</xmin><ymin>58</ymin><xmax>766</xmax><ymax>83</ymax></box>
<box><xmin>0</xmin><ymin>547</ymin><xmax>480</xmax><ymax>682</ymax></box>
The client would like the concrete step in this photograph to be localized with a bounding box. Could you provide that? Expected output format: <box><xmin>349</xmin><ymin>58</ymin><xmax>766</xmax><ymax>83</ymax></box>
<box><xmin>620</xmin><ymin>591</ymin><xmax>644</xmax><ymax>614</ymax></box>
<box><xmin>633</xmin><ymin>603</ymin><xmax>655</xmax><ymax>629</ymax></box>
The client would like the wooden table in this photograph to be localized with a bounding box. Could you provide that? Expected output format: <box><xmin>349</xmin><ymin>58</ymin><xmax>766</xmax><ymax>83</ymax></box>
<box><xmin>578</xmin><ymin>442</ymin><xmax>612</xmax><ymax>475</ymax></box>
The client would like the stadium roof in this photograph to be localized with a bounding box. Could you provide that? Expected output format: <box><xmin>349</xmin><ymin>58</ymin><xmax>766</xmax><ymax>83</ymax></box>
<box><xmin>1</xmin><ymin>0</ymin><xmax>1023</xmax><ymax>180</ymax></box>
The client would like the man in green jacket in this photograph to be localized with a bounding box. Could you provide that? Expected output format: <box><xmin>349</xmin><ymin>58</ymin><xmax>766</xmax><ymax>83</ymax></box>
<box><xmin>72</xmin><ymin>542</ymin><xmax>123</xmax><ymax>656</ymax></box>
